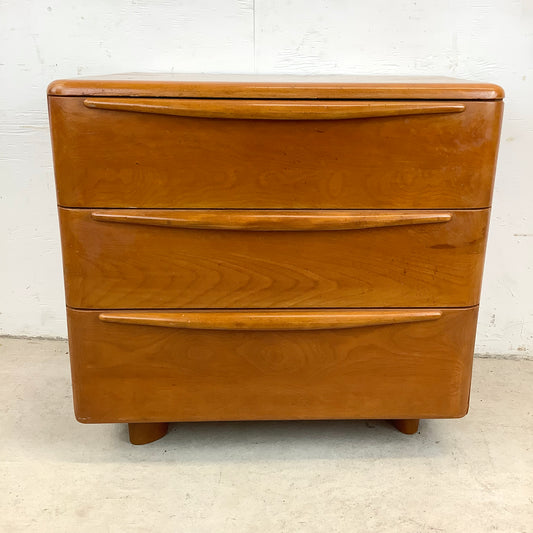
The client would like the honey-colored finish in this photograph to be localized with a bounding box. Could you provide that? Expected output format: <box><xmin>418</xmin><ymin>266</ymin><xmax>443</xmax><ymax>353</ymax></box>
<box><xmin>47</xmin><ymin>73</ymin><xmax>504</xmax><ymax>100</ymax></box>
<box><xmin>391</xmin><ymin>419</ymin><xmax>420</xmax><ymax>435</ymax></box>
<box><xmin>49</xmin><ymin>97</ymin><xmax>503</xmax><ymax>209</ymax></box>
<box><xmin>48</xmin><ymin>75</ymin><xmax>504</xmax><ymax>442</ymax></box>
<box><xmin>67</xmin><ymin>307</ymin><xmax>478</xmax><ymax>423</ymax></box>
<box><xmin>98</xmin><ymin>309</ymin><xmax>443</xmax><ymax>331</ymax></box>
<box><xmin>83</xmin><ymin>98</ymin><xmax>466</xmax><ymax>120</ymax></box>
<box><xmin>90</xmin><ymin>209</ymin><xmax>452</xmax><ymax>231</ymax></box>
<box><xmin>128</xmin><ymin>422</ymin><xmax>168</xmax><ymax>445</ymax></box>
<box><xmin>59</xmin><ymin>207</ymin><xmax>489</xmax><ymax>309</ymax></box>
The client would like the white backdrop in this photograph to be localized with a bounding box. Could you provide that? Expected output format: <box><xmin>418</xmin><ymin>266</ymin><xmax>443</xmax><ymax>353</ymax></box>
<box><xmin>1</xmin><ymin>1</ymin><xmax>531</xmax><ymax>357</ymax></box>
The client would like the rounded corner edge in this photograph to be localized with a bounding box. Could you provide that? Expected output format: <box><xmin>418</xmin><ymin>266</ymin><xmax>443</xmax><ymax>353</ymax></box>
<box><xmin>453</xmin><ymin>402</ymin><xmax>470</xmax><ymax>419</ymax></box>
<box><xmin>74</xmin><ymin>412</ymin><xmax>92</xmax><ymax>424</ymax></box>
<box><xmin>47</xmin><ymin>79</ymin><xmax>69</xmax><ymax>96</ymax></box>
<box><xmin>488</xmin><ymin>83</ymin><xmax>505</xmax><ymax>100</ymax></box>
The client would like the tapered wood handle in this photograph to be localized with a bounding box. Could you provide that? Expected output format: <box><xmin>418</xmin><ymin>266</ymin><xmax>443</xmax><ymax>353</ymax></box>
<box><xmin>84</xmin><ymin>98</ymin><xmax>465</xmax><ymax>120</ymax></box>
<box><xmin>99</xmin><ymin>310</ymin><xmax>443</xmax><ymax>331</ymax></box>
<box><xmin>91</xmin><ymin>210</ymin><xmax>452</xmax><ymax>231</ymax></box>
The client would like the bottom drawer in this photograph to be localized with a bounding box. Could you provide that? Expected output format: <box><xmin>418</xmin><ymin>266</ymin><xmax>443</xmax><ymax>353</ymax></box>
<box><xmin>67</xmin><ymin>307</ymin><xmax>478</xmax><ymax>423</ymax></box>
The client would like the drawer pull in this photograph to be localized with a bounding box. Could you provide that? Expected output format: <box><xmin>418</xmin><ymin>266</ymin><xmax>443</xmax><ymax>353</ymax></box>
<box><xmin>91</xmin><ymin>210</ymin><xmax>452</xmax><ymax>231</ymax></box>
<box><xmin>83</xmin><ymin>98</ymin><xmax>465</xmax><ymax>120</ymax></box>
<box><xmin>98</xmin><ymin>310</ymin><xmax>442</xmax><ymax>331</ymax></box>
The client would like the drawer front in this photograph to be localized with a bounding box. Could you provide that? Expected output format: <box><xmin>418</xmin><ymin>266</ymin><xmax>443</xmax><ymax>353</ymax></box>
<box><xmin>68</xmin><ymin>307</ymin><xmax>478</xmax><ymax>422</ymax></box>
<box><xmin>59</xmin><ymin>207</ymin><xmax>489</xmax><ymax>309</ymax></box>
<box><xmin>49</xmin><ymin>97</ymin><xmax>502</xmax><ymax>209</ymax></box>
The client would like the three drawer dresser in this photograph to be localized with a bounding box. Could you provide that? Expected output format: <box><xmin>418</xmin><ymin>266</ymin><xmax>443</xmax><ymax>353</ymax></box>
<box><xmin>48</xmin><ymin>74</ymin><xmax>504</xmax><ymax>444</ymax></box>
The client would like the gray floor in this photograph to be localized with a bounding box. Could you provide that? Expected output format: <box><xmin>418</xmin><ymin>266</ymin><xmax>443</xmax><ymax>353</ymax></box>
<box><xmin>0</xmin><ymin>337</ymin><xmax>531</xmax><ymax>533</ymax></box>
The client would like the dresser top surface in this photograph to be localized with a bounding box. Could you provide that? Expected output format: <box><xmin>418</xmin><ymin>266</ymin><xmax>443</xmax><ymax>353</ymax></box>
<box><xmin>48</xmin><ymin>73</ymin><xmax>504</xmax><ymax>100</ymax></box>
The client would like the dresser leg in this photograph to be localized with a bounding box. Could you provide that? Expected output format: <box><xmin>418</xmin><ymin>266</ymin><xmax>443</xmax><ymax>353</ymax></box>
<box><xmin>128</xmin><ymin>422</ymin><xmax>169</xmax><ymax>445</ymax></box>
<box><xmin>391</xmin><ymin>419</ymin><xmax>420</xmax><ymax>435</ymax></box>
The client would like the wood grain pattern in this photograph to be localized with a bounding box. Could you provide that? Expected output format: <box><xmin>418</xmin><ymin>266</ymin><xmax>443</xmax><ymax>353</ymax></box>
<box><xmin>49</xmin><ymin>97</ymin><xmax>503</xmax><ymax>209</ymax></box>
<box><xmin>47</xmin><ymin>74</ymin><xmax>504</xmax><ymax>100</ymax></box>
<box><xmin>98</xmin><ymin>309</ymin><xmax>443</xmax><ymax>331</ymax></box>
<box><xmin>91</xmin><ymin>209</ymin><xmax>452</xmax><ymax>231</ymax></box>
<box><xmin>48</xmin><ymin>76</ymin><xmax>504</xmax><ymax>437</ymax></box>
<box><xmin>83</xmin><ymin>98</ymin><xmax>466</xmax><ymax>120</ymax></box>
<box><xmin>67</xmin><ymin>307</ymin><xmax>478</xmax><ymax>423</ymax></box>
<box><xmin>59</xmin><ymin>207</ymin><xmax>489</xmax><ymax>309</ymax></box>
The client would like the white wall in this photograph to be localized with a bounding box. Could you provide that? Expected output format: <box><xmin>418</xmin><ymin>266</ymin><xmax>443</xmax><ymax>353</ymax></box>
<box><xmin>1</xmin><ymin>0</ymin><xmax>532</xmax><ymax>357</ymax></box>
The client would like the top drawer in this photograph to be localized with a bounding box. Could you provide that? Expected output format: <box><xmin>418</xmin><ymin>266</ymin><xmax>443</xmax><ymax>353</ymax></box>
<box><xmin>48</xmin><ymin>97</ymin><xmax>502</xmax><ymax>209</ymax></box>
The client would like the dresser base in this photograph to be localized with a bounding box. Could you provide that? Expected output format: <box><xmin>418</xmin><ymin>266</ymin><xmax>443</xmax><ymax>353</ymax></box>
<box><xmin>128</xmin><ymin>422</ymin><xmax>169</xmax><ymax>445</ymax></box>
<box><xmin>125</xmin><ymin>419</ymin><xmax>420</xmax><ymax>444</ymax></box>
<box><xmin>391</xmin><ymin>419</ymin><xmax>420</xmax><ymax>435</ymax></box>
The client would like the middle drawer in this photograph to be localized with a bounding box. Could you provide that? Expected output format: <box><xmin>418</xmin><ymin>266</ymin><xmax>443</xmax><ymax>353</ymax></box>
<box><xmin>59</xmin><ymin>207</ymin><xmax>489</xmax><ymax>309</ymax></box>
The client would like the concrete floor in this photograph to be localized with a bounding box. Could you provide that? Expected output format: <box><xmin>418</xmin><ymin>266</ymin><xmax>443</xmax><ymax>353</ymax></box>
<box><xmin>0</xmin><ymin>337</ymin><xmax>531</xmax><ymax>533</ymax></box>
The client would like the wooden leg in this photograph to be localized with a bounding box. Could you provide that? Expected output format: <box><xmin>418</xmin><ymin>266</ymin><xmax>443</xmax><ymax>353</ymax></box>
<box><xmin>391</xmin><ymin>419</ymin><xmax>420</xmax><ymax>435</ymax></box>
<box><xmin>128</xmin><ymin>422</ymin><xmax>169</xmax><ymax>445</ymax></box>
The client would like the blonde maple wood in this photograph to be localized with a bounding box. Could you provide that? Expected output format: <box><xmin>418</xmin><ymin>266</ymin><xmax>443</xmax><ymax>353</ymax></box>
<box><xmin>59</xmin><ymin>207</ymin><xmax>489</xmax><ymax>309</ymax></box>
<box><xmin>68</xmin><ymin>307</ymin><xmax>478</xmax><ymax>424</ymax></box>
<box><xmin>48</xmin><ymin>97</ymin><xmax>503</xmax><ymax>209</ymax></box>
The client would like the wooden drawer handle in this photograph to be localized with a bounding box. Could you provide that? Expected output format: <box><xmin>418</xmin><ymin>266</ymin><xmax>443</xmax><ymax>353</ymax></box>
<box><xmin>91</xmin><ymin>210</ymin><xmax>452</xmax><ymax>231</ymax></box>
<box><xmin>98</xmin><ymin>310</ymin><xmax>442</xmax><ymax>331</ymax></box>
<box><xmin>83</xmin><ymin>98</ymin><xmax>465</xmax><ymax>120</ymax></box>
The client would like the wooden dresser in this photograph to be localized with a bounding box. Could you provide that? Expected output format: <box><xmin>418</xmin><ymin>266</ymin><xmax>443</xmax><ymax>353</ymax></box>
<box><xmin>48</xmin><ymin>74</ymin><xmax>504</xmax><ymax>444</ymax></box>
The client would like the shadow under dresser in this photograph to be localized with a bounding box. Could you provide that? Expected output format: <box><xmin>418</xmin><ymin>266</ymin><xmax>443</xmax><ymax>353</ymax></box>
<box><xmin>48</xmin><ymin>74</ymin><xmax>504</xmax><ymax>444</ymax></box>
